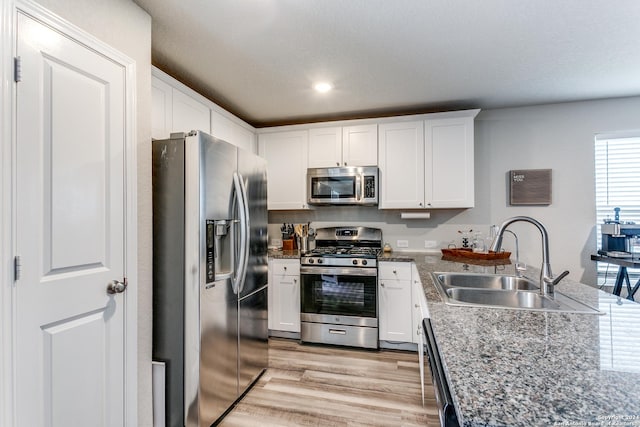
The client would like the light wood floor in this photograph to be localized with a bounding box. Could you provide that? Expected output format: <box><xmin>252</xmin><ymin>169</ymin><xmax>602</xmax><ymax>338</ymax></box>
<box><xmin>219</xmin><ymin>338</ymin><xmax>441</xmax><ymax>427</ymax></box>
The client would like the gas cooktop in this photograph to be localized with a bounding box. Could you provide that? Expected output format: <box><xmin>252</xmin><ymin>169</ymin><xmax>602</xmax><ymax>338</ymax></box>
<box><xmin>301</xmin><ymin>226</ymin><xmax>382</xmax><ymax>268</ymax></box>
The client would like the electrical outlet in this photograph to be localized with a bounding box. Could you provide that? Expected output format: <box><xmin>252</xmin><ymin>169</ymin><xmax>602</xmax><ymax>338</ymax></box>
<box><xmin>424</xmin><ymin>240</ymin><xmax>437</xmax><ymax>249</ymax></box>
<box><xmin>397</xmin><ymin>239</ymin><xmax>409</xmax><ymax>248</ymax></box>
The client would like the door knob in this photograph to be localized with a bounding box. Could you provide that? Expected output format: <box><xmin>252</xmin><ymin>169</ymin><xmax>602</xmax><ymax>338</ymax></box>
<box><xmin>107</xmin><ymin>279</ymin><xmax>127</xmax><ymax>294</ymax></box>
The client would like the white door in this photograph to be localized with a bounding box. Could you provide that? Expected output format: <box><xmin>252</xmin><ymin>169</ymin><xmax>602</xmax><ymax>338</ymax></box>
<box><xmin>15</xmin><ymin>11</ymin><xmax>127</xmax><ymax>427</ymax></box>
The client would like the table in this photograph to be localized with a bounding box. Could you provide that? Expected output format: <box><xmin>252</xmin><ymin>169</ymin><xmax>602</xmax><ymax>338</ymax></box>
<box><xmin>591</xmin><ymin>254</ymin><xmax>640</xmax><ymax>301</ymax></box>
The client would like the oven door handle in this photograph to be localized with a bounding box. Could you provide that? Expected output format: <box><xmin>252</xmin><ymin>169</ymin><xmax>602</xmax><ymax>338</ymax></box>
<box><xmin>300</xmin><ymin>266</ymin><xmax>378</xmax><ymax>277</ymax></box>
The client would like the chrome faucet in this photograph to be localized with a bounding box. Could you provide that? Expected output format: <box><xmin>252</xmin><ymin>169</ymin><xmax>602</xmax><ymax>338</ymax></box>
<box><xmin>501</xmin><ymin>229</ymin><xmax>526</xmax><ymax>277</ymax></box>
<box><xmin>489</xmin><ymin>216</ymin><xmax>569</xmax><ymax>297</ymax></box>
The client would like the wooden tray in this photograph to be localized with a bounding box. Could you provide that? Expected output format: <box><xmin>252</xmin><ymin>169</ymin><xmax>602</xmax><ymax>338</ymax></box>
<box><xmin>441</xmin><ymin>248</ymin><xmax>511</xmax><ymax>260</ymax></box>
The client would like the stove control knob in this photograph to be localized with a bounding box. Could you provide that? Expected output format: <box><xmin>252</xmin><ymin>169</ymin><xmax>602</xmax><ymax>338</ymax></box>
<box><xmin>362</xmin><ymin>260</ymin><xmax>368</xmax><ymax>266</ymax></box>
<box><xmin>308</xmin><ymin>258</ymin><xmax>314</xmax><ymax>264</ymax></box>
<box><xmin>352</xmin><ymin>259</ymin><xmax>358</xmax><ymax>266</ymax></box>
<box><xmin>318</xmin><ymin>259</ymin><xmax>323</xmax><ymax>264</ymax></box>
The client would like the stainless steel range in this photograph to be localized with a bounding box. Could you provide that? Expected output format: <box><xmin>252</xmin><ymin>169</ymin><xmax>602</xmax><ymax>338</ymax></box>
<box><xmin>300</xmin><ymin>227</ymin><xmax>382</xmax><ymax>349</ymax></box>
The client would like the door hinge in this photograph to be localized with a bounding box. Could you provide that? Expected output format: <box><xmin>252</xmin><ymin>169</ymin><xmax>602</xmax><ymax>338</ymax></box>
<box><xmin>14</xmin><ymin>56</ymin><xmax>21</xmax><ymax>82</ymax></box>
<box><xmin>14</xmin><ymin>255</ymin><xmax>21</xmax><ymax>281</ymax></box>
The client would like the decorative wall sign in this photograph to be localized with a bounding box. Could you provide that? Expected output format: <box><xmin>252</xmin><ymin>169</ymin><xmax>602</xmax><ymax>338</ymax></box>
<box><xmin>509</xmin><ymin>169</ymin><xmax>552</xmax><ymax>205</ymax></box>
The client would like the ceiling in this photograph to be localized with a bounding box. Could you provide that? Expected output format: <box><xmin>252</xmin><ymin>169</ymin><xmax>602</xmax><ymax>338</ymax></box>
<box><xmin>134</xmin><ymin>0</ymin><xmax>640</xmax><ymax>128</ymax></box>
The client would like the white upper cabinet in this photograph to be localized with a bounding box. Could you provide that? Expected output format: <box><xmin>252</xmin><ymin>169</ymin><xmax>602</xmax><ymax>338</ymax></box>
<box><xmin>171</xmin><ymin>88</ymin><xmax>211</xmax><ymax>136</ymax></box>
<box><xmin>151</xmin><ymin>77</ymin><xmax>173</xmax><ymax>140</ymax></box>
<box><xmin>378</xmin><ymin>120</ymin><xmax>425</xmax><ymax>209</ymax></box>
<box><xmin>210</xmin><ymin>110</ymin><xmax>255</xmax><ymax>153</ymax></box>
<box><xmin>425</xmin><ymin>116</ymin><xmax>475</xmax><ymax>208</ymax></box>
<box><xmin>258</xmin><ymin>131</ymin><xmax>309</xmax><ymax>210</ymax></box>
<box><xmin>342</xmin><ymin>124</ymin><xmax>378</xmax><ymax>166</ymax></box>
<box><xmin>308</xmin><ymin>127</ymin><xmax>342</xmax><ymax>168</ymax></box>
<box><xmin>151</xmin><ymin>68</ymin><xmax>257</xmax><ymax>152</ymax></box>
<box><xmin>308</xmin><ymin>124</ymin><xmax>377</xmax><ymax>168</ymax></box>
<box><xmin>379</xmin><ymin>110</ymin><xmax>478</xmax><ymax>209</ymax></box>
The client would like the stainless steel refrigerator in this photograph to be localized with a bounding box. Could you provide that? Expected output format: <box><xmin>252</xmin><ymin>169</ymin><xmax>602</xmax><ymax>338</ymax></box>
<box><xmin>152</xmin><ymin>131</ymin><xmax>269</xmax><ymax>427</ymax></box>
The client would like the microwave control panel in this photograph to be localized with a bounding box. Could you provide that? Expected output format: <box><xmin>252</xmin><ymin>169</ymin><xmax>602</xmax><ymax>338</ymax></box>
<box><xmin>364</xmin><ymin>175</ymin><xmax>376</xmax><ymax>198</ymax></box>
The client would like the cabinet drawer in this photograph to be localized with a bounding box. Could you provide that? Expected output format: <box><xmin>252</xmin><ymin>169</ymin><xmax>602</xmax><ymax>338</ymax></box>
<box><xmin>270</xmin><ymin>260</ymin><xmax>300</xmax><ymax>276</ymax></box>
<box><xmin>378</xmin><ymin>262</ymin><xmax>411</xmax><ymax>281</ymax></box>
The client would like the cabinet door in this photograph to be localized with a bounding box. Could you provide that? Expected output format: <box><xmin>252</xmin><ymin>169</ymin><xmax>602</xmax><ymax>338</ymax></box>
<box><xmin>151</xmin><ymin>77</ymin><xmax>173</xmax><ymax>139</ymax></box>
<box><xmin>425</xmin><ymin>116</ymin><xmax>474</xmax><ymax>208</ymax></box>
<box><xmin>171</xmin><ymin>88</ymin><xmax>211</xmax><ymax>135</ymax></box>
<box><xmin>258</xmin><ymin>131</ymin><xmax>309</xmax><ymax>210</ymax></box>
<box><xmin>379</xmin><ymin>278</ymin><xmax>412</xmax><ymax>342</ymax></box>
<box><xmin>378</xmin><ymin>121</ymin><xmax>425</xmax><ymax>209</ymax></box>
<box><xmin>342</xmin><ymin>124</ymin><xmax>378</xmax><ymax>167</ymax></box>
<box><xmin>308</xmin><ymin>127</ymin><xmax>342</xmax><ymax>168</ymax></box>
<box><xmin>272</xmin><ymin>274</ymin><xmax>300</xmax><ymax>332</ymax></box>
<box><xmin>268</xmin><ymin>260</ymin><xmax>301</xmax><ymax>333</ymax></box>
<box><xmin>210</xmin><ymin>110</ymin><xmax>256</xmax><ymax>153</ymax></box>
<box><xmin>378</xmin><ymin>262</ymin><xmax>413</xmax><ymax>342</ymax></box>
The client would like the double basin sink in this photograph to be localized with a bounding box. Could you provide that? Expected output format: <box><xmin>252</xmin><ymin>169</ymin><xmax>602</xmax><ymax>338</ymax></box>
<box><xmin>432</xmin><ymin>272</ymin><xmax>602</xmax><ymax>314</ymax></box>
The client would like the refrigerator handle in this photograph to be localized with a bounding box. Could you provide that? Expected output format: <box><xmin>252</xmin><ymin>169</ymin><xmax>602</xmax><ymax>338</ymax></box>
<box><xmin>232</xmin><ymin>172</ymin><xmax>250</xmax><ymax>294</ymax></box>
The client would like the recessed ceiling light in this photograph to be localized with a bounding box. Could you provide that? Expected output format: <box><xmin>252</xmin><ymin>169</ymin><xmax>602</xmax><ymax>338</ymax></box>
<box><xmin>313</xmin><ymin>82</ymin><xmax>333</xmax><ymax>93</ymax></box>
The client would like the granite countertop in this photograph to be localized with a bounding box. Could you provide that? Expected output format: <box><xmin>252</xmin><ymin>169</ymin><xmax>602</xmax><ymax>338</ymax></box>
<box><xmin>267</xmin><ymin>248</ymin><xmax>640</xmax><ymax>426</ymax></box>
<box><xmin>268</xmin><ymin>248</ymin><xmax>301</xmax><ymax>259</ymax></box>
<box><xmin>404</xmin><ymin>252</ymin><xmax>640</xmax><ymax>427</ymax></box>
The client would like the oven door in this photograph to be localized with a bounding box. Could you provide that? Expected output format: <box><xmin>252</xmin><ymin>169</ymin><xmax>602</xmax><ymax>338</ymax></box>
<box><xmin>300</xmin><ymin>266</ymin><xmax>377</xmax><ymax>327</ymax></box>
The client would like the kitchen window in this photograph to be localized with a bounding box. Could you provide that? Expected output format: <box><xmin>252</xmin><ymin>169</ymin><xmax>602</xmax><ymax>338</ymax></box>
<box><xmin>594</xmin><ymin>134</ymin><xmax>640</xmax><ymax>287</ymax></box>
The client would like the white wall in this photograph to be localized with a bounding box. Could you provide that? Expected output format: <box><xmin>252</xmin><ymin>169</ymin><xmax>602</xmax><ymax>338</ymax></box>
<box><xmin>30</xmin><ymin>0</ymin><xmax>154</xmax><ymax>425</ymax></box>
<box><xmin>269</xmin><ymin>96</ymin><xmax>640</xmax><ymax>286</ymax></box>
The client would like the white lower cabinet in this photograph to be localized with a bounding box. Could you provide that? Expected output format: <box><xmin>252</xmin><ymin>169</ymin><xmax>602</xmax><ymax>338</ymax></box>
<box><xmin>268</xmin><ymin>259</ymin><xmax>301</xmax><ymax>334</ymax></box>
<box><xmin>378</xmin><ymin>262</ymin><xmax>413</xmax><ymax>342</ymax></box>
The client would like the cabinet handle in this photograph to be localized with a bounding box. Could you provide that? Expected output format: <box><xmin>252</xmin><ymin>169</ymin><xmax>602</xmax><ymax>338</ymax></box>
<box><xmin>344</xmin><ymin>162</ymin><xmax>347</xmax><ymax>166</ymax></box>
<box><xmin>419</xmin><ymin>202</ymin><xmax>423</xmax><ymax>207</ymax></box>
<box><xmin>336</xmin><ymin>162</ymin><xmax>340</xmax><ymax>166</ymax></box>
<box><xmin>380</xmin><ymin>282</ymin><xmax>385</xmax><ymax>287</ymax></box>
<box><xmin>283</xmin><ymin>266</ymin><xmax>287</xmax><ymax>270</ymax></box>
<box><xmin>393</xmin><ymin>270</ymin><xmax>397</xmax><ymax>274</ymax></box>
<box><xmin>293</xmin><ymin>278</ymin><xmax>297</xmax><ymax>283</ymax></box>
<box><xmin>415</xmin><ymin>303</ymin><xmax>419</xmax><ymax>308</ymax></box>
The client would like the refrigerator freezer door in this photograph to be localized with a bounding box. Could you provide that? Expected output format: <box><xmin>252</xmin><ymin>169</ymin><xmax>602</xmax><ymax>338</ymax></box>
<box><xmin>195</xmin><ymin>278</ymin><xmax>238</xmax><ymax>426</ymax></box>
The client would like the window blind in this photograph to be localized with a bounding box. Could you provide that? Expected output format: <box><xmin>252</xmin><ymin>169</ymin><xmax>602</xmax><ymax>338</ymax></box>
<box><xmin>594</xmin><ymin>136</ymin><xmax>640</xmax><ymax>287</ymax></box>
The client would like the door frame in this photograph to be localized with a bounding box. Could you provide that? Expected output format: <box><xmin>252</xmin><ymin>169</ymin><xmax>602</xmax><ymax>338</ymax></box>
<box><xmin>0</xmin><ymin>1</ymin><xmax>138</xmax><ymax>425</ymax></box>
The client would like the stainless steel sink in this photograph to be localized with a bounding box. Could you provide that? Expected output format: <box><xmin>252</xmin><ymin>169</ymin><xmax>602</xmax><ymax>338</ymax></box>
<box><xmin>432</xmin><ymin>272</ymin><xmax>602</xmax><ymax>314</ymax></box>
<box><xmin>434</xmin><ymin>273</ymin><xmax>538</xmax><ymax>291</ymax></box>
<box><xmin>446</xmin><ymin>288</ymin><xmax>562</xmax><ymax>310</ymax></box>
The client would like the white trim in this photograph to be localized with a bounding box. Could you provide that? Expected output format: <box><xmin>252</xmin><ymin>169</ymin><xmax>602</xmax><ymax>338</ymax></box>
<box><xmin>3</xmin><ymin>1</ymin><xmax>139</xmax><ymax>425</ymax></box>
<box><xmin>1</xmin><ymin>0</ymin><xmax>16</xmax><ymax>425</ymax></box>
<box><xmin>255</xmin><ymin>108</ymin><xmax>482</xmax><ymax>134</ymax></box>
<box><xmin>595</xmin><ymin>129</ymin><xmax>640</xmax><ymax>141</ymax></box>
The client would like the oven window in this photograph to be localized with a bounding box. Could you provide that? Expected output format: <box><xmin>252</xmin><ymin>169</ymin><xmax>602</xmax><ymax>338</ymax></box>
<box><xmin>311</xmin><ymin>177</ymin><xmax>356</xmax><ymax>199</ymax></box>
<box><xmin>301</xmin><ymin>273</ymin><xmax>376</xmax><ymax>318</ymax></box>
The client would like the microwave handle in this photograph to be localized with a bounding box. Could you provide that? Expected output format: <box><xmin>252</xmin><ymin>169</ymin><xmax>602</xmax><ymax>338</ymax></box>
<box><xmin>356</xmin><ymin>175</ymin><xmax>362</xmax><ymax>201</ymax></box>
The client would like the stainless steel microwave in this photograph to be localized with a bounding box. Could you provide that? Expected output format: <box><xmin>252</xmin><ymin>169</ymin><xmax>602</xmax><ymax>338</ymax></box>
<box><xmin>307</xmin><ymin>166</ymin><xmax>378</xmax><ymax>205</ymax></box>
